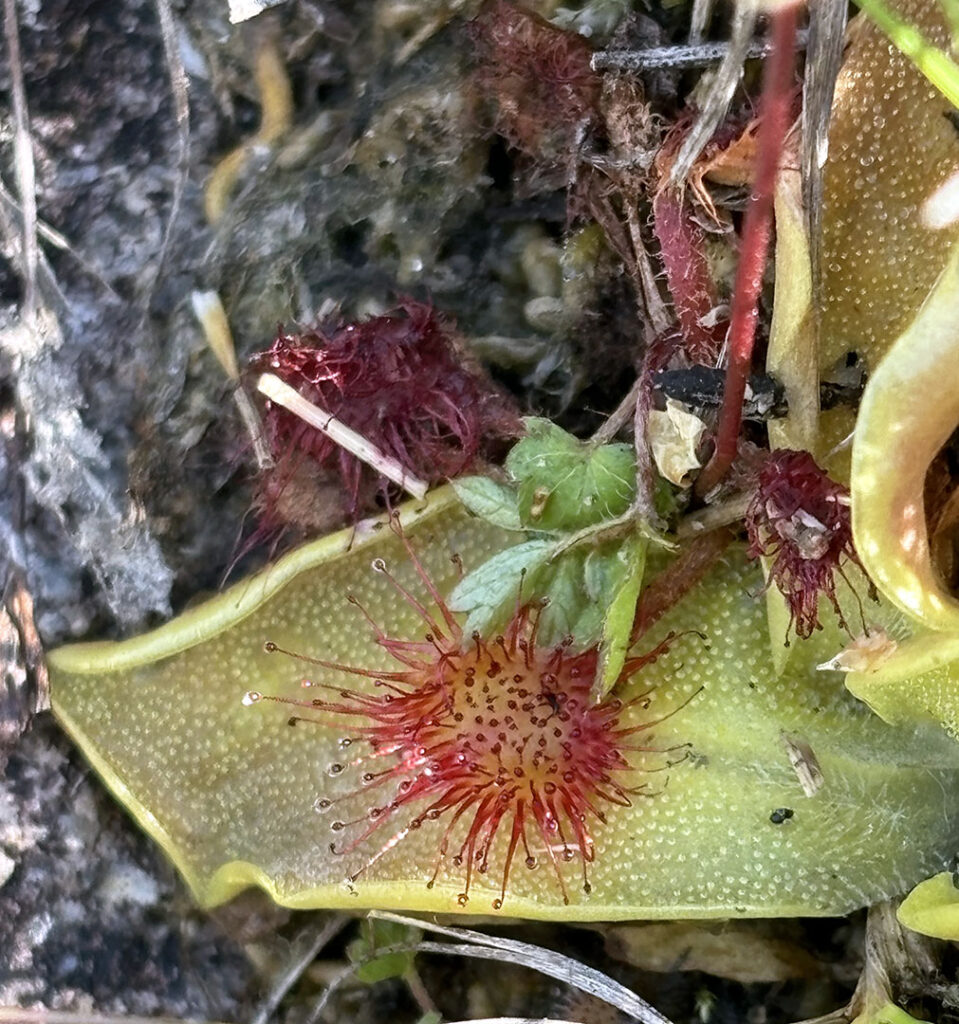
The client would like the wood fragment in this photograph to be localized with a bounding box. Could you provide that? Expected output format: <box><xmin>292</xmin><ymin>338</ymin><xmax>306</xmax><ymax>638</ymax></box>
<box><xmin>669</xmin><ymin>0</ymin><xmax>760</xmax><ymax>187</ymax></box>
<box><xmin>781</xmin><ymin>732</ymin><xmax>825</xmax><ymax>796</ymax></box>
<box><xmin>802</xmin><ymin>0</ymin><xmax>848</xmax><ymax>316</ymax></box>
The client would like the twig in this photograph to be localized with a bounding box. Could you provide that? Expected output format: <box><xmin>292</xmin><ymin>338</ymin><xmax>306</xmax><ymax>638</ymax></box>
<box><xmin>668</xmin><ymin>0</ymin><xmax>759</xmax><ymax>187</ymax></box>
<box><xmin>256</xmin><ymin>373</ymin><xmax>429</xmax><ymax>499</ymax></box>
<box><xmin>593</xmin><ymin>29</ymin><xmax>807</xmax><ymax>71</ymax></box>
<box><xmin>191</xmin><ymin>290</ymin><xmax>273</xmax><ymax>470</ymax></box>
<box><xmin>676</xmin><ymin>492</ymin><xmax>751</xmax><ymax>536</ymax></box>
<box><xmin>802</xmin><ymin>0</ymin><xmax>848</xmax><ymax>315</ymax></box>
<box><xmin>3</xmin><ymin>0</ymin><xmax>39</xmax><ymax>319</ymax></box>
<box><xmin>591</xmin><ymin>376</ymin><xmax>643</xmax><ymax>444</ymax></box>
<box><xmin>371</xmin><ymin>912</ymin><xmax>674</xmax><ymax>1024</ymax></box>
<box><xmin>146</xmin><ymin>0</ymin><xmax>191</xmax><ymax>308</ymax></box>
<box><xmin>249</xmin><ymin>914</ymin><xmax>351</xmax><ymax>1024</ymax></box>
<box><xmin>696</xmin><ymin>0</ymin><xmax>801</xmax><ymax>496</ymax></box>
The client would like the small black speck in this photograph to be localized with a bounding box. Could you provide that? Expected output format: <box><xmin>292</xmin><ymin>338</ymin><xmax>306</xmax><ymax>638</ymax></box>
<box><xmin>769</xmin><ymin>807</ymin><xmax>794</xmax><ymax>825</ymax></box>
<box><xmin>945</xmin><ymin>110</ymin><xmax>959</xmax><ymax>135</ymax></box>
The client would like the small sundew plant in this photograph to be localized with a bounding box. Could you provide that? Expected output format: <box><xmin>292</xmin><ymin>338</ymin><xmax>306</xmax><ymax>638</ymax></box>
<box><xmin>248</xmin><ymin>300</ymin><xmax>519</xmax><ymax>524</ymax></box>
<box><xmin>745</xmin><ymin>450</ymin><xmax>866</xmax><ymax>640</ymax></box>
<box><xmin>244</xmin><ymin>516</ymin><xmax>692</xmax><ymax>909</ymax></box>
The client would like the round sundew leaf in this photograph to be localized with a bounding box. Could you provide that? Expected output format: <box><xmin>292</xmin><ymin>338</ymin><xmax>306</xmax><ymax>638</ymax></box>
<box><xmin>50</xmin><ymin>490</ymin><xmax>959</xmax><ymax>919</ymax></box>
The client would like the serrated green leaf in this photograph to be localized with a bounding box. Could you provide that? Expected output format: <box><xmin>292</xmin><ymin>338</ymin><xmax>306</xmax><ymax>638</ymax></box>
<box><xmin>447</xmin><ymin>537</ymin><xmax>553</xmax><ymax>637</ymax></box>
<box><xmin>594</xmin><ymin>536</ymin><xmax>647</xmax><ymax>701</ymax></box>
<box><xmin>452</xmin><ymin>476</ymin><xmax>523</xmax><ymax>531</ymax></box>
<box><xmin>536</xmin><ymin>550</ymin><xmax>589</xmax><ymax>648</ymax></box>
<box><xmin>584</xmin><ymin>541</ymin><xmax>632</xmax><ymax>602</ymax></box>
<box><xmin>506</xmin><ymin>418</ymin><xmax>636</xmax><ymax>532</ymax></box>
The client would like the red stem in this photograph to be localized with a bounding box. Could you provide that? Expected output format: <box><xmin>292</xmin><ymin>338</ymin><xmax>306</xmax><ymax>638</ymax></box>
<box><xmin>694</xmin><ymin>0</ymin><xmax>801</xmax><ymax>497</ymax></box>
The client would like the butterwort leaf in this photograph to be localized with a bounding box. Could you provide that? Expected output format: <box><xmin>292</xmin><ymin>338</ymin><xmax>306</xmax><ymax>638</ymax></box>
<box><xmin>851</xmin><ymin>242</ymin><xmax>959</xmax><ymax>633</ymax></box>
<box><xmin>48</xmin><ymin>488</ymin><xmax>959</xmax><ymax>918</ymax></box>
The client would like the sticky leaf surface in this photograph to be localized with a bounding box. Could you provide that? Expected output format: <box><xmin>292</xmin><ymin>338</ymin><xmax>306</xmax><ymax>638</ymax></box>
<box><xmin>49</xmin><ymin>491</ymin><xmax>959</xmax><ymax>919</ymax></box>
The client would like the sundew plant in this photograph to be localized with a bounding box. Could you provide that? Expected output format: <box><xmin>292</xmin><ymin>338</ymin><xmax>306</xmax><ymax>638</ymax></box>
<box><xmin>47</xmin><ymin>0</ymin><xmax>959</xmax><ymax>966</ymax></box>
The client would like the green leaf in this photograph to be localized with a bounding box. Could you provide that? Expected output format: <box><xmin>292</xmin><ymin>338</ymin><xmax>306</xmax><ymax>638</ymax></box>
<box><xmin>446</xmin><ymin>537</ymin><xmax>553</xmax><ymax>637</ymax></box>
<box><xmin>506</xmin><ymin>418</ymin><xmax>636</xmax><ymax>532</ymax></box>
<box><xmin>348</xmin><ymin>918</ymin><xmax>420</xmax><ymax>984</ymax></box>
<box><xmin>583</xmin><ymin>540</ymin><xmax>631</xmax><ymax>602</ymax></box>
<box><xmin>899</xmin><ymin>871</ymin><xmax>959</xmax><ymax>940</ymax></box>
<box><xmin>854</xmin><ymin>1003</ymin><xmax>931</xmax><ymax>1024</ymax></box>
<box><xmin>594</xmin><ymin>535</ymin><xmax>647</xmax><ymax>701</ymax></box>
<box><xmin>47</xmin><ymin>489</ymin><xmax>959</xmax><ymax>918</ymax></box>
<box><xmin>535</xmin><ymin>549</ymin><xmax>589</xmax><ymax>648</ymax></box>
<box><xmin>451</xmin><ymin>476</ymin><xmax>523</xmax><ymax>531</ymax></box>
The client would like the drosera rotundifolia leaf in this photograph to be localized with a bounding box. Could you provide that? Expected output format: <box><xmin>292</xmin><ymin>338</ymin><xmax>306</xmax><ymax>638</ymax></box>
<box><xmin>49</xmin><ymin>488</ymin><xmax>959</xmax><ymax>919</ymax></box>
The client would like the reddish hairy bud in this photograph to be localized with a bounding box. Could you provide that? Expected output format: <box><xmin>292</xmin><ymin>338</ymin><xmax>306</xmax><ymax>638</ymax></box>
<box><xmin>251</xmin><ymin>518</ymin><xmax>691</xmax><ymax>909</ymax></box>
<box><xmin>247</xmin><ymin>300</ymin><xmax>519</xmax><ymax>525</ymax></box>
<box><xmin>745</xmin><ymin>449</ymin><xmax>864</xmax><ymax>640</ymax></box>
<box><xmin>470</xmin><ymin>0</ymin><xmax>601</xmax><ymax>178</ymax></box>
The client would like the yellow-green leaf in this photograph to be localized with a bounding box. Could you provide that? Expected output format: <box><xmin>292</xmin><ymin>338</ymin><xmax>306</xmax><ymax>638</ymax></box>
<box><xmin>819</xmin><ymin>0</ymin><xmax>959</xmax><ymax>480</ymax></box>
<box><xmin>48</xmin><ymin>488</ymin><xmax>959</xmax><ymax>919</ymax></box>
<box><xmin>851</xmin><ymin>242</ymin><xmax>959</xmax><ymax>633</ymax></box>
<box><xmin>898</xmin><ymin>871</ymin><xmax>959</xmax><ymax>940</ymax></box>
<box><xmin>593</xmin><ymin>534</ymin><xmax>646</xmax><ymax>702</ymax></box>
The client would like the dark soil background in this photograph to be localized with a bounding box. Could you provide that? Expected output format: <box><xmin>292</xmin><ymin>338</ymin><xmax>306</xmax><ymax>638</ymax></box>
<box><xmin>0</xmin><ymin>1</ymin><xmax>910</xmax><ymax>1021</ymax></box>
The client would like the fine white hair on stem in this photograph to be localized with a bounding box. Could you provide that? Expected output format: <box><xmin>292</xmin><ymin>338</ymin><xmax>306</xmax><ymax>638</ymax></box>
<box><xmin>371</xmin><ymin>911</ymin><xmax>675</xmax><ymax>1024</ymax></box>
<box><xmin>256</xmin><ymin>372</ymin><xmax>430</xmax><ymax>500</ymax></box>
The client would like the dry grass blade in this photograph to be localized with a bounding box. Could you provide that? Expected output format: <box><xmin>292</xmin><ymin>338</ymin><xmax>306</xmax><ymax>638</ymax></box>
<box><xmin>0</xmin><ymin>179</ymin><xmax>120</xmax><ymax>302</ymax></box>
<box><xmin>0</xmin><ymin>1012</ymin><xmax>228</xmax><ymax>1024</ymax></box>
<box><xmin>2</xmin><ymin>0</ymin><xmax>38</xmax><ymax>319</ymax></box>
<box><xmin>248</xmin><ymin>914</ymin><xmax>351</xmax><ymax>1024</ymax></box>
<box><xmin>669</xmin><ymin>0</ymin><xmax>759</xmax><ymax>186</ymax></box>
<box><xmin>371</xmin><ymin>912</ymin><xmax>674</xmax><ymax>1024</ymax></box>
<box><xmin>802</xmin><ymin>0</ymin><xmax>848</xmax><ymax>312</ymax></box>
<box><xmin>689</xmin><ymin>0</ymin><xmax>716</xmax><ymax>44</ymax></box>
<box><xmin>147</xmin><ymin>0</ymin><xmax>191</xmax><ymax>307</ymax></box>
